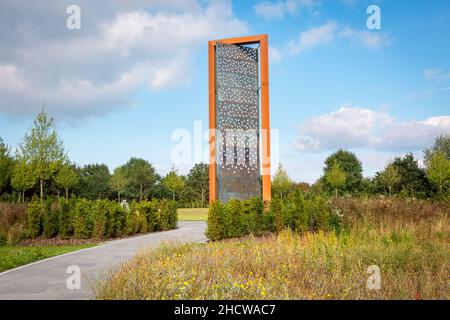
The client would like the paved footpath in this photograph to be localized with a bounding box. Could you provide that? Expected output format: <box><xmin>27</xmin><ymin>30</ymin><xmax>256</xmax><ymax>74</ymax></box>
<box><xmin>0</xmin><ymin>221</ymin><xmax>207</xmax><ymax>300</ymax></box>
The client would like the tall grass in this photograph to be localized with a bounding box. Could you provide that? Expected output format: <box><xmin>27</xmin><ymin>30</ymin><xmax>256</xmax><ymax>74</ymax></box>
<box><xmin>0</xmin><ymin>203</ymin><xmax>27</xmax><ymax>245</ymax></box>
<box><xmin>95</xmin><ymin>197</ymin><xmax>449</xmax><ymax>300</ymax></box>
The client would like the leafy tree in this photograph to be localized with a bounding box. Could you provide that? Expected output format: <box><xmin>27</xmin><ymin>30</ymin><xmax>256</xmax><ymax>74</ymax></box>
<box><xmin>376</xmin><ymin>163</ymin><xmax>401</xmax><ymax>196</ymax></box>
<box><xmin>77</xmin><ymin>164</ymin><xmax>112</xmax><ymax>200</ymax></box>
<box><xmin>272</xmin><ymin>163</ymin><xmax>293</xmax><ymax>200</ymax></box>
<box><xmin>162</xmin><ymin>167</ymin><xmax>185</xmax><ymax>201</ymax></box>
<box><xmin>11</xmin><ymin>160</ymin><xmax>36</xmax><ymax>202</ymax></box>
<box><xmin>110</xmin><ymin>166</ymin><xmax>128</xmax><ymax>202</ymax></box>
<box><xmin>0</xmin><ymin>137</ymin><xmax>14</xmax><ymax>195</ymax></box>
<box><xmin>424</xmin><ymin>134</ymin><xmax>450</xmax><ymax>165</ymax></box>
<box><xmin>426</xmin><ymin>151</ymin><xmax>450</xmax><ymax>195</ymax></box>
<box><xmin>324</xmin><ymin>161</ymin><xmax>346</xmax><ymax>197</ymax></box>
<box><xmin>54</xmin><ymin>164</ymin><xmax>79</xmax><ymax>201</ymax></box>
<box><xmin>391</xmin><ymin>153</ymin><xmax>430</xmax><ymax>196</ymax></box>
<box><xmin>123</xmin><ymin>158</ymin><xmax>156</xmax><ymax>201</ymax></box>
<box><xmin>18</xmin><ymin>109</ymin><xmax>66</xmax><ymax>202</ymax></box>
<box><xmin>185</xmin><ymin>163</ymin><xmax>209</xmax><ymax>207</ymax></box>
<box><xmin>323</xmin><ymin>149</ymin><xmax>363</xmax><ymax>193</ymax></box>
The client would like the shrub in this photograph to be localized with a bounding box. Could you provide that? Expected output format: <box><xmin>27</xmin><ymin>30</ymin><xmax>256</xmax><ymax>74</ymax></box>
<box><xmin>1</xmin><ymin>198</ymin><xmax>177</xmax><ymax>242</ymax></box>
<box><xmin>125</xmin><ymin>201</ymin><xmax>148</xmax><ymax>235</ymax></box>
<box><xmin>206</xmin><ymin>201</ymin><xmax>226</xmax><ymax>241</ymax></box>
<box><xmin>93</xmin><ymin>200</ymin><xmax>108</xmax><ymax>239</ymax></box>
<box><xmin>59</xmin><ymin>199</ymin><xmax>73</xmax><ymax>239</ymax></box>
<box><xmin>42</xmin><ymin>201</ymin><xmax>60</xmax><ymax>238</ymax></box>
<box><xmin>27</xmin><ymin>200</ymin><xmax>43</xmax><ymax>238</ymax></box>
<box><xmin>206</xmin><ymin>195</ymin><xmax>344</xmax><ymax>241</ymax></box>
<box><xmin>73</xmin><ymin>199</ymin><xmax>94</xmax><ymax>239</ymax></box>
<box><xmin>225</xmin><ymin>199</ymin><xmax>243</xmax><ymax>238</ymax></box>
<box><xmin>105</xmin><ymin>201</ymin><xmax>126</xmax><ymax>238</ymax></box>
<box><xmin>159</xmin><ymin>200</ymin><xmax>177</xmax><ymax>231</ymax></box>
<box><xmin>291</xmin><ymin>191</ymin><xmax>308</xmax><ymax>234</ymax></box>
<box><xmin>270</xmin><ymin>198</ymin><xmax>283</xmax><ymax>233</ymax></box>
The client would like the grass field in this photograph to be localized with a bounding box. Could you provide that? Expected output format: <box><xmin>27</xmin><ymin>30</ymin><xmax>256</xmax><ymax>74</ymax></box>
<box><xmin>177</xmin><ymin>208</ymin><xmax>208</xmax><ymax>221</ymax></box>
<box><xmin>95</xmin><ymin>198</ymin><xmax>449</xmax><ymax>300</ymax></box>
<box><xmin>0</xmin><ymin>244</ymin><xmax>96</xmax><ymax>272</ymax></box>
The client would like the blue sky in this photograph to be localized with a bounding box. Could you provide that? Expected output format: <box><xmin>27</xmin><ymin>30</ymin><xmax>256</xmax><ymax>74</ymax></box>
<box><xmin>0</xmin><ymin>0</ymin><xmax>449</xmax><ymax>183</ymax></box>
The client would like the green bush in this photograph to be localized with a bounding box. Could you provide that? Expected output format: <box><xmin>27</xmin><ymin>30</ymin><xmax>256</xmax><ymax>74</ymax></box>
<box><xmin>73</xmin><ymin>199</ymin><xmax>94</xmax><ymax>239</ymax></box>
<box><xmin>27</xmin><ymin>200</ymin><xmax>43</xmax><ymax>238</ymax></box>
<box><xmin>206</xmin><ymin>201</ymin><xmax>225</xmax><ymax>241</ymax></box>
<box><xmin>4</xmin><ymin>198</ymin><xmax>178</xmax><ymax>241</ymax></box>
<box><xmin>59</xmin><ymin>199</ymin><xmax>73</xmax><ymax>239</ymax></box>
<box><xmin>159</xmin><ymin>200</ymin><xmax>177</xmax><ymax>231</ymax></box>
<box><xmin>125</xmin><ymin>201</ymin><xmax>148</xmax><ymax>235</ymax></box>
<box><xmin>42</xmin><ymin>201</ymin><xmax>60</xmax><ymax>238</ymax></box>
<box><xmin>270</xmin><ymin>198</ymin><xmax>283</xmax><ymax>233</ymax></box>
<box><xmin>206</xmin><ymin>194</ymin><xmax>342</xmax><ymax>241</ymax></box>
<box><xmin>93</xmin><ymin>200</ymin><xmax>108</xmax><ymax>239</ymax></box>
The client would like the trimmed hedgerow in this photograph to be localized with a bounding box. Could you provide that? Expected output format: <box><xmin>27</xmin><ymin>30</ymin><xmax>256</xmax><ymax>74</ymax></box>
<box><xmin>207</xmin><ymin>193</ymin><xmax>343</xmax><ymax>241</ymax></box>
<box><xmin>22</xmin><ymin>198</ymin><xmax>177</xmax><ymax>240</ymax></box>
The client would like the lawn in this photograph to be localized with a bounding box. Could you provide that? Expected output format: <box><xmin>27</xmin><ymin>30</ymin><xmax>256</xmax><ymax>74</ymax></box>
<box><xmin>0</xmin><ymin>244</ymin><xmax>96</xmax><ymax>272</ymax></box>
<box><xmin>177</xmin><ymin>208</ymin><xmax>208</xmax><ymax>221</ymax></box>
<box><xmin>95</xmin><ymin>198</ymin><xmax>449</xmax><ymax>300</ymax></box>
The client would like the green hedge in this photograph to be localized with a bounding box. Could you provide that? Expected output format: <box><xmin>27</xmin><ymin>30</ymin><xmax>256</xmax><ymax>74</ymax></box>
<box><xmin>25</xmin><ymin>198</ymin><xmax>178</xmax><ymax>240</ymax></box>
<box><xmin>206</xmin><ymin>192</ymin><xmax>342</xmax><ymax>241</ymax></box>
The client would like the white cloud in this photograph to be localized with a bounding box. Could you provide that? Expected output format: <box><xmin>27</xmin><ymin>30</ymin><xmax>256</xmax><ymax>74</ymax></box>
<box><xmin>0</xmin><ymin>0</ymin><xmax>248</xmax><ymax>119</ymax></box>
<box><xmin>339</xmin><ymin>26</ymin><xmax>390</xmax><ymax>49</ymax></box>
<box><xmin>424</xmin><ymin>68</ymin><xmax>450</xmax><ymax>81</ymax></box>
<box><xmin>254</xmin><ymin>0</ymin><xmax>319</xmax><ymax>20</ymax></box>
<box><xmin>285</xmin><ymin>22</ymin><xmax>390</xmax><ymax>56</ymax></box>
<box><xmin>288</xmin><ymin>22</ymin><xmax>338</xmax><ymax>55</ymax></box>
<box><xmin>254</xmin><ymin>1</ymin><xmax>286</xmax><ymax>20</ymax></box>
<box><xmin>294</xmin><ymin>106</ymin><xmax>450</xmax><ymax>152</ymax></box>
<box><xmin>269</xmin><ymin>46</ymin><xmax>283</xmax><ymax>63</ymax></box>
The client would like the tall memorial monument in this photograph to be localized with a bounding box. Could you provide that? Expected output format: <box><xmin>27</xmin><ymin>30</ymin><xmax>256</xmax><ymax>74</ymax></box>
<box><xmin>208</xmin><ymin>35</ymin><xmax>271</xmax><ymax>203</ymax></box>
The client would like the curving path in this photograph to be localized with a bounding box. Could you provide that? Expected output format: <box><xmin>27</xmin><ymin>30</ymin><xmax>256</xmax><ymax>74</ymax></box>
<box><xmin>0</xmin><ymin>221</ymin><xmax>207</xmax><ymax>300</ymax></box>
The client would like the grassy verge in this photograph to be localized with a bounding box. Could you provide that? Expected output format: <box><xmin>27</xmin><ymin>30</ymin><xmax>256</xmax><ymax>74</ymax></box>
<box><xmin>178</xmin><ymin>208</ymin><xmax>208</xmax><ymax>221</ymax></box>
<box><xmin>0</xmin><ymin>244</ymin><xmax>96</xmax><ymax>272</ymax></box>
<box><xmin>95</xmin><ymin>199</ymin><xmax>449</xmax><ymax>300</ymax></box>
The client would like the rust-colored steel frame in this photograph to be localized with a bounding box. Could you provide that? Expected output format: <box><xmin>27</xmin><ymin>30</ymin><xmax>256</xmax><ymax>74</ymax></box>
<box><xmin>208</xmin><ymin>34</ymin><xmax>271</xmax><ymax>204</ymax></box>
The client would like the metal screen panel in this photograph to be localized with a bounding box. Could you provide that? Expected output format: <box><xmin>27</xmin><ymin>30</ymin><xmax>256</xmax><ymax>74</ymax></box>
<box><xmin>216</xmin><ymin>42</ymin><xmax>261</xmax><ymax>202</ymax></box>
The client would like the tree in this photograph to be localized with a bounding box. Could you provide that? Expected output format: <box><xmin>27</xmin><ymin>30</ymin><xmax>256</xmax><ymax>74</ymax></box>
<box><xmin>324</xmin><ymin>161</ymin><xmax>346</xmax><ymax>197</ymax></box>
<box><xmin>123</xmin><ymin>158</ymin><xmax>156</xmax><ymax>201</ymax></box>
<box><xmin>185</xmin><ymin>163</ymin><xmax>209</xmax><ymax>207</ymax></box>
<box><xmin>54</xmin><ymin>164</ymin><xmax>79</xmax><ymax>201</ymax></box>
<box><xmin>424</xmin><ymin>134</ymin><xmax>450</xmax><ymax>165</ymax></box>
<box><xmin>426</xmin><ymin>151</ymin><xmax>450</xmax><ymax>195</ymax></box>
<box><xmin>376</xmin><ymin>163</ymin><xmax>401</xmax><ymax>196</ymax></box>
<box><xmin>110</xmin><ymin>166</ymin><xmax>128</xmax><ymax>202</ymax></box>
<box><xmin>11</xmin><ymin>160</ymin><xmax>36</xmax><ymax>202</ymax></box>
<box><xmin>323</xmin><ymin>149</ymin><xmax>363</xmax><ymax>193</ymax></box>
<box><xmin>77</xmin><ymin>164</ymin><xmax>112</xmax><ymax>200</ymax></box>
<box><xmin>272</xmin><ymin>163</ymin><xmax>293</xmax><ymax>200</ymax></box>
<box><xmin>162</xmin><ymin>167</ymin><xmax>185</xmax><ymax>201</ymax></box>
<box><xmin>391</xmin><ymin>153</ymin><xmax>430</xmax><ymax>196</ymax></box>
<box><xmin>18</xmin><ymin>109</ymin><xmax>66</xmax><ymax>202</ymax></box>
<box><xmin>0</xmin><ymin>137</ymin><xmax>14</xmax><ymax>195</ymax></box>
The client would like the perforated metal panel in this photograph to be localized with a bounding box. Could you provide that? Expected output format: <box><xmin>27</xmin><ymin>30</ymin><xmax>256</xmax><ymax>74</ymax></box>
<box><xmin>216</xmin><ymin>42</ymin><xmax>261</xmax><ymax>202</ymax></box>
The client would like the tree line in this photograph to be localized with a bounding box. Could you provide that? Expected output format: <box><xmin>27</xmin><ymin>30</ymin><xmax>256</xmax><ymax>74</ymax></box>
<box><xmin>272</xmin><ymin>135</ymin><xmax>450</xmax><ymax>199</ymax></box>
<box><xmin>0</xmin><ymin>110</ymin><xmax>209</xmax><ymax>206</ymax></box>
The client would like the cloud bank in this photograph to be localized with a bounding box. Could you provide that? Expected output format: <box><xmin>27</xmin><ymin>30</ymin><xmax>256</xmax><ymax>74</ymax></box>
<box><xmin>0</xmin><ymin>0</ymin><xmax>248</xmax><ymax>118</ymax></box>
<box><xmin>295</xmin><ymin>106</ymin><xmax>450</xmax><ymax>152</ymax></box>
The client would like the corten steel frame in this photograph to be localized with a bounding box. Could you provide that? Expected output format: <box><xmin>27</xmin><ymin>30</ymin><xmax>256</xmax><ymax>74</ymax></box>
<box><xmin>208</xmin><ymin>34</ymin><xmax>271</xmax><ymax>203</ymax></box>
